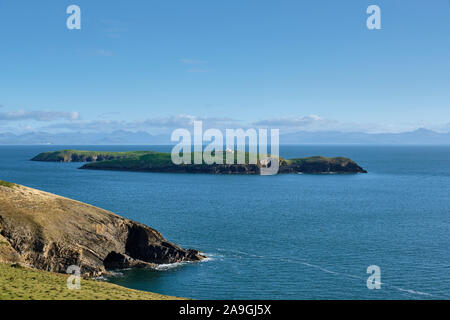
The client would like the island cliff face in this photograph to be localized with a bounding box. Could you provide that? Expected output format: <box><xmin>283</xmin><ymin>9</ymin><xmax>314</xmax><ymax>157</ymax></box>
<box><xmin>31</xmin><ymin>150</ymin><xmax>149</xmax><ymax>163</ymax></box>
<box><xmin>0</xmin><ymin>181</ymin><xmax>204</xmax><ymax>277</ymax></box>
<box><xmin>32</xmin><ymin>150</ymin><xmax>367</xmax><ymax>174</ymax></box>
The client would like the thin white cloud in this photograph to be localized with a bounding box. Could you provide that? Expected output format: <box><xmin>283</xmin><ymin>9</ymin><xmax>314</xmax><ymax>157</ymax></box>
<box><xmin>87</xmin><ymin>49</ymin><xmax>113</xmax><ymax>57</ymax></box>
<box><xmin>187</xmin><ymin>68</ymin><xmax>210</xmax><ymax>73</ymax></box>
<box><xmin>0</xmin><ymin>110</ymin><xmax>80</xmax><ymax>122</ymax></box>
<box><xmin>180</xmin><ymin>58</ymin><xmax>207</xmax><ymax>64</ymax></box>
<box><xmin>98</xmin><ymin>112</ymin><xmax>121</xmax><ymax>119</ymax></box>
<box><xmin>1</xmin><ymin>111</ymin><xmax>449</xmax><ymax>135</ymax></box>
<box><xmin>40</xmin><ymin>114</ymin><xmax>240</xmax><ymax>133</ymax></box>
<box><xmin>254</xmin><ymin>115</ymin><xmax>325</xmax><ymax>127</ymax></box>
<box><xmin>77</xmin><ymin>49</ymin><xmax>114</xmax><ymax>57</ymax></box>
<box><xmin>141</xmin><ymin>114</ymin><xmax>238</xmax><ymax>128</ymax></box>
<box><xmin>100</xmin><ymin>19</ymin><xmax>128</xmax><ymax>39</ymax></box>
<box><xmin>180</xmin><ymin>58</ymin><xmax>211</xmax><ymax>73</ymax></box>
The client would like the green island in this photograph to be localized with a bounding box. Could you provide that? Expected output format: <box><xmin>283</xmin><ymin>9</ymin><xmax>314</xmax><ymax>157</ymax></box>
<box><xmin>32</xmin><ymin>149</ymin><xmax>367</xmax><ymax>174</ymax></box>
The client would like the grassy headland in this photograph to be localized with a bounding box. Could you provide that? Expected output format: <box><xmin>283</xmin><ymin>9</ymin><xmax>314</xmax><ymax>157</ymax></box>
<box><xmin>0</xmin><ymin>180</ymin><xmax>16</xmax><ymax>188</ymax></box>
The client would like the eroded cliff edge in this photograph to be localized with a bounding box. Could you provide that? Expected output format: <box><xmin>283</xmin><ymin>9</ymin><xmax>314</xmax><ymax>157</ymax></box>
<box><xmin>0</xmin><ymin>181</ymin><xmax>204</xmax><ymax>277</ymax></box>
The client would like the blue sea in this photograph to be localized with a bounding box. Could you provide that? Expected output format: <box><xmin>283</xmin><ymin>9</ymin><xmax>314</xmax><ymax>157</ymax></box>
<box><xmin>0</xmin><ymin>145</ymin><xmax>449</xmax><ymax>299</ymax></box>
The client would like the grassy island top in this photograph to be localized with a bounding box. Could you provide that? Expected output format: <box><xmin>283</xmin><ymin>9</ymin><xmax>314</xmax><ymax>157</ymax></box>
<box><xmin>33</xmin><ymin>149</ymin><xmax>270</xmax><ymax>163</ymax></box>
<box><xmin>31</xmin><ymin>149</ymin><xmax>367</xmax><ymax>174</ymax></box>
<box><xmin>0</xmin><ymin>181</ymin><xmax>200</xmax><ymax>299</ymax></box>
<box><xmin>0</xmin><ymin>180</ymin><xmax>182</xmax><ymax>300</ymax></box>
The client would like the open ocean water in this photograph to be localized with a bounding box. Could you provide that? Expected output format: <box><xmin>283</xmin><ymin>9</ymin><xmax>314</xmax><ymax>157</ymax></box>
<box><xmin>0</xmin><ymin>145</ymin><xmax>449</xmax><ymax>299</ymax></box>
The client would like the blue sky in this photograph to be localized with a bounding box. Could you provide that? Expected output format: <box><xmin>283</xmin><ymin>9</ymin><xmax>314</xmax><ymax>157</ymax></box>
<box><xmin>0</xmin><ymin>0</ymin><xmax>449</xmax><ymax>134</ymax></box>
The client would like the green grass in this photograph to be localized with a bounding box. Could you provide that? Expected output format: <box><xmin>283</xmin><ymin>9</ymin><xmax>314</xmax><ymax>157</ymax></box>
<box><xmin>32</xmin><ymin>149</ymin><xmax>276</xmax><ymax>165</ymax></box>
<box><xmin>33</xmin><ymin>149</ymin><xmax>354</xmax><ymax>167</ymax></box>
<box><xmin>31</xmin><ymin>150</ymin><xmax>152</xmax><ymax>162</ymax></box>
<box><xmin>31</xmin><ymin>149</ymin><xmax>364</xmax><ymax>173</ymax></box>
<box><xmin>80</xmin><ymin>151</ymin><xmax>280</xmax><ymax>169</ymax></box>
<box><xmin>84</xmin><ymin>152</ymin><xmax>355</xmax><ymax>170</ymax></box>
<box><xmin>0</xmin><ymin>263</ymin><xmax>183</xmax><ymax>300</ymax></box>
<box><xmin>0</xmin><ymin>180</ymin><xmax>16</xmax><ymax>188</ymax></box>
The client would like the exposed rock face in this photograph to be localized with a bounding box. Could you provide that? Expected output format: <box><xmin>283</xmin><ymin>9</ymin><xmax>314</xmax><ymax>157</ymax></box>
<box><xmin>98</xmin><ymin>163</ymin><xmax>264</xmax><ymax>174</ymax></box>
<box><xmin>0</xmin><ymin>183</ymin><xmax>204</xmax><ymax>277</ymax></box>
<box><xmin>279</xmin><ymin>157</ymin><xmax>367</xmax><ymax>174</ymax></box>
<box><xmin>80</xmin><ymin>158</ymin><xmax>367</xmax><ymax>174</ymax></box>
<box><xmin>30</xmin><ymin>150</ymin><xmax>140</xmax><ymax>163</ymax></box>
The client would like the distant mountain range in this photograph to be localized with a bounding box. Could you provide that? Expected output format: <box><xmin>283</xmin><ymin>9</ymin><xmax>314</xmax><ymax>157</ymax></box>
<box><xmin>0</xmin><ymin>131</ymin><xmax>168</xmax><ymax>145</ymax></box>
<box><xmin>280</xmin><ymin>128</ymin><xmax>450</xmax><ymax>144</ymax></box>
<box><xmin>0</xmin><ymin>128</ymin><xmax>449</xmax><ymax>145</ymax></box>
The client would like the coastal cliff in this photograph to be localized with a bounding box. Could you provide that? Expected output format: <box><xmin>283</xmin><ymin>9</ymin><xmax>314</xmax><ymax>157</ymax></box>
<box><xmin>32</xmin><ymin>150</ymin><xmax>367</xmax><ymax>174</ymax></box>
<box><xmin>0</xmin><ymin>181</ymin><xmax>204</xmax><ymax>277</ymax></box>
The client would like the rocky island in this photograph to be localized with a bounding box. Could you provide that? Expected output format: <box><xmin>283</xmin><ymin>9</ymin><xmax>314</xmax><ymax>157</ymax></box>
<box><xmin>0</xmin><ymin>180</ymin><xmax>204</xmax><ymax>278</ymax></box>
<box><xmin>32</xmin><ymin>150</ymin><xmax>367</xmax><ymax>174</ymax></box>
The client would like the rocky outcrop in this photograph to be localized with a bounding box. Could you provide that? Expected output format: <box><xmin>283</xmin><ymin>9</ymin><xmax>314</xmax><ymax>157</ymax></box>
<box><xmin>0</xmin><ymin>182</ymin><xmax>204</xmax><ymax>277</ymax></box>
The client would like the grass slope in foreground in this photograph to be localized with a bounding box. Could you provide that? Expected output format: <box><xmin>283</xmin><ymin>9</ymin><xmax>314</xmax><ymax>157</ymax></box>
<box><xmin>0</xmin><ymin>263</ymin><xmax>181</xmax><ymax>300</ymax></box>
<box><xmin>31</xmin><ymin>150</ymin><xmax>367</xmax><ymax>174</ymax></box>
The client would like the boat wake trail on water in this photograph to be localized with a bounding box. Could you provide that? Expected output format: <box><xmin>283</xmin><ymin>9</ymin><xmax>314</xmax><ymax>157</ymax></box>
<box><xmin>215</xmin><ymin>248</ymin><xmax>447</xmax><ymax>299</ymax></box>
